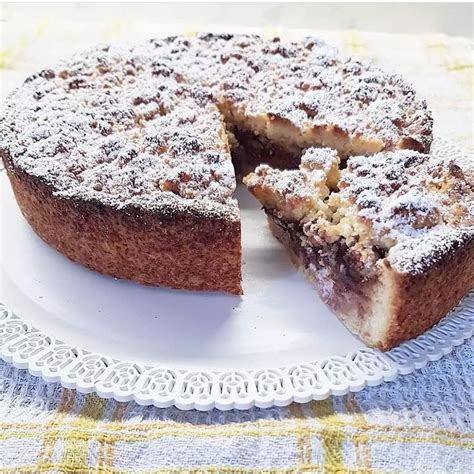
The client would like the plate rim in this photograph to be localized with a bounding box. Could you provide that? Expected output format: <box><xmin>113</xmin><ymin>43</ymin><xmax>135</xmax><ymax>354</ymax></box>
<box><xmin>0</xmin><ymin>292</ymin><xmax>472</xmax><ymax>411</ymax></box>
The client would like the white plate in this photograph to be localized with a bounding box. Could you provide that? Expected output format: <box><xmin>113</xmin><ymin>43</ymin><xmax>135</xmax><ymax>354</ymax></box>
<box><xmin>1</xmin><ymin>173</ymin><xmax>473</xmax><ymax>410</ymax></box>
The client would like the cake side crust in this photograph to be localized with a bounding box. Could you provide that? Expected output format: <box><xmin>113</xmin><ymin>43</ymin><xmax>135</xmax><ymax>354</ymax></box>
<box><xmin>381</xmin><ymin>236</ymin><xmax>474</xmax><ymax>350</ymax></box>
<box><xmin>4</xmin><ymin>155</ymin><xmax>242</xmax><ymax>295</ymax></box>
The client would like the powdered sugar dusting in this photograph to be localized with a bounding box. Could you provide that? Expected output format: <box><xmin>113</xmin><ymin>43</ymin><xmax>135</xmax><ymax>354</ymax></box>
<box><xmin>388</xmin><ymin>227</ymin><xmax>472</xmax><ymax>274</ymax></box>
<box><xmin>1</xmin><ymin>33</ymin><xmax>432</xmax><ymax>219</ymax></box>
<box><xmin>1</xmin><ymin>38</ymin><xmax>240</xmax><ymax>219</ymax></box>
<box><xmin>242</xmin><ymin>51</ymin><xmax>432</xmax><ymax>151</ymax></box>
<box><xmin>250</xmin><ymin>165</ymin><xmax>327</xmax><ymax>200</ymax></box>
<box><xmin>341</xmin><ymin>140</ymin><xmax>473</xmax><ymax>274</ymax></box>
<box><xmin>243</xmin><ymin>147</ymin><xmax>342</xmax><ymax>222</ymax></box>
<box><xmin>343</xmin><ymin>143</ymin><xmax>471</xmax><ymax>227</ymax></box>
<box><xmin>300</xmin><ymin>147</ymin><xmax>339</xmax><ymax>174</ymax></box>
<box><xmin>385</xmin><ymin>141</ymin><xmax>473</xmax><ymax>274</ymax></box>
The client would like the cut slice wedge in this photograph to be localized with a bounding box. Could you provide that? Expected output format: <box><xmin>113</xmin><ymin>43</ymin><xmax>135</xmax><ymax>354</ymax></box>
<box><xmin>244</xmin><ymin>140</ymin><xmax>474</xmax><ymax>350</ymax></box>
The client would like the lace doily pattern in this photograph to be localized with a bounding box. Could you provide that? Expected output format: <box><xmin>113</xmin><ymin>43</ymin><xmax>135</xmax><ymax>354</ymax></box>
<box><xmin>0</xmin><ymin>291</ymin><xmax>472</xmax><ymax>410</ymax></box>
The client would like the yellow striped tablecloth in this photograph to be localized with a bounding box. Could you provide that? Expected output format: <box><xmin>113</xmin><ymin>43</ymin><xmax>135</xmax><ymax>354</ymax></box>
<box><xmin>0</xmin><ymin>341</ymin><xmax>473</xmax><ymax>473</ymax></box>
<box><xmin>0</xmin><ymin>6</ymin><xmax>473</xmax><ymax>473</ymax></box>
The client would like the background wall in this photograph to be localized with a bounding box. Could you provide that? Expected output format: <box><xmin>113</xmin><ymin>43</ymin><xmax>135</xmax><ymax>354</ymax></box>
<box><xmin>1</xmin><ymin>2</ymin><xmax>473</xmax><ymax>38</ymax></box>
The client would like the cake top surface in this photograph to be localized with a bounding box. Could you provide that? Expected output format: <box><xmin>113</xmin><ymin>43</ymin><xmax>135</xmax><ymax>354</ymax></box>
<box><xmin>245</xmin><ymin>138</ymin><xmax>473</xmax><ymax>275</ymax></box>
<box><xmin>340</xmin><ymin>138</ymin><xmax>473</xmax><ymax>274</ymax></box>
<box><xmin>1</xmin><ymin>33</ymin><xmax>432</xmax><ymax>217</ymax></box>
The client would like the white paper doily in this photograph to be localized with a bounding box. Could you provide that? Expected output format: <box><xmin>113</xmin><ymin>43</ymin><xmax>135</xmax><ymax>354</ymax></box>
<box><xmin>1</xmin><ymin>172</ymin><xmax>473</xmax><ymax>411</ymax></box>
<box><xmin>1</xmin><ymin>295</ymin><xmax>473</xmax><ymax>410</ymax></box>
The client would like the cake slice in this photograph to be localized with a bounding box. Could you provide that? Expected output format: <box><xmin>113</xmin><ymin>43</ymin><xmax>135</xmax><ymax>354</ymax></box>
<box><xmin>1</xmin><ymin>55</ymin><xmax>242</xmax><ymax>294</ymax></box>
<box><xmin>244</xmin><ymin>139</ymin><xmax>474</xmax><ymax>349</ymax></box>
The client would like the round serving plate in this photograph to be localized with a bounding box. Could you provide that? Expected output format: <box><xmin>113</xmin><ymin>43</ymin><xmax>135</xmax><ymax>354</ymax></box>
<box><xmin>0</xmin><ymin>173</ymin><xmax>473</xmax><ymax>411</ymax></box>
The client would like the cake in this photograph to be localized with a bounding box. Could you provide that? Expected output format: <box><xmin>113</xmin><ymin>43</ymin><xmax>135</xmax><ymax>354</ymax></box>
<box><xmin>0</xmin><ymin>33</ymin><xmax>432</xmax><ymax>296</ymax></box>
<box><xmin>244</xmin><ymin>140</ymin><xmax>474</xmax><ymax>349</ymax></box>
<box><xmin>2</xmin><ymin>33</ymin><xmax>470</xmax><ymax>350</ymax></box>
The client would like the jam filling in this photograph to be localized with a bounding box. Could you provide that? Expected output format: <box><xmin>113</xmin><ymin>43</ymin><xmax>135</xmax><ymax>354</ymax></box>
<box><xmin>269</xmin><ymin>212</ymin><xmax>380</xmax><ymax>318</ymax></box>
<box><xmin>230</xmin><ymin>126</ymin><xmax>301</xmax><ymax>179</ymax></box>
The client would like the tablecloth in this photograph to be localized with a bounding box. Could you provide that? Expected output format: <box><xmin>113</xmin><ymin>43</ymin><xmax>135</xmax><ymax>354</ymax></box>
<box><xmin>1</xmin><ymin>6</ymin><xmax>473</xmax><ymax>473</ymax></box>
<box><xmin>0</xmin><ymin>342</ymin><xmax>472</xmax><ymax>472</ymax></box>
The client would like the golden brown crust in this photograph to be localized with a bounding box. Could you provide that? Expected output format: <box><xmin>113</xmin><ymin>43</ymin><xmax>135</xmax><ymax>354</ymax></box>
<box><xmin>4</xmin><ymin>156</ymin><xmax>242</xmax><ymax>295</ymax></box>
<box><xmin>382</xmin><ymin>238</ymin><xmax>474</xmax><ymax>350</ymax></box>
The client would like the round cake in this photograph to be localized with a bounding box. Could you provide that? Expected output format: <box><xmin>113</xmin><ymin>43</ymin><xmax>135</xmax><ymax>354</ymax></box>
<box><xmin>2</xmin><ymin>32</ymin><xmax>472</xmax><ymax>350</ymax></box>
<box><xmin>0</xmin><ymin>33</ymin><xmax>433</xmax><ymax>297</ymax></box>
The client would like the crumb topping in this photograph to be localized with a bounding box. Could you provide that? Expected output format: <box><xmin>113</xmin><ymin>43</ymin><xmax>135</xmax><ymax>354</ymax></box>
<box><xmin>1</xmin><ymin>33</ymin><xmax>432</xmax><ymax>219</ymax></box>
<box><xmin>245</xmin><ymin>138</ymin><xmax>473</xmax><ymax>275</ymax></box>
<box><xmin>243</xmin><ymin>147</ymin><xmax>339</xmax><ymax>222</ymax></box>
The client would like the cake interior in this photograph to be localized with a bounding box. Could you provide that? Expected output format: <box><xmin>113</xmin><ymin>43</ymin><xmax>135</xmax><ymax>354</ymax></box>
<box><xmin>265</xmin><ymin>213</ymin><xmax>388</xmax><ymax>347</ymax></box>
<box><xmin>233</xmin><ymin>135</ymin><xmax>381</xmax><ymax>323</ymax></box>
